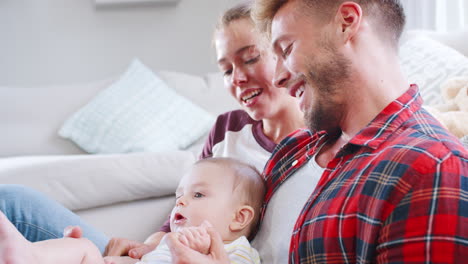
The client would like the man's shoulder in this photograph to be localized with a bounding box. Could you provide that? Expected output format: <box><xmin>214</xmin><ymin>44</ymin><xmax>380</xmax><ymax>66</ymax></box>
<box><xmin>366</xmin><ymin>109</ymin><xmax>468</xmax><ymax>186</ymax></box>
<box><xmin>390</xmin><ymin>108</ymin><xmax>468</xmax><ymax>160</ymax></box>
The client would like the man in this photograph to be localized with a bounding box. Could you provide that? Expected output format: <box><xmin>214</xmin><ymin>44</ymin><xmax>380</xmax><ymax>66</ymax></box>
<box><xmin>170</xmin><ymin>0</ymin><xmax>468</xmax><ymax>263</ymax></box>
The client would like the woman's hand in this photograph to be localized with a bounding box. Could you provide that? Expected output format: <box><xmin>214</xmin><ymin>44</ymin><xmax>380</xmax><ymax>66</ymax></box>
<box><xmin>130</xmin><ymin>231</ymin><xmax>167</xmax><ymax>259</ymax></box>
<box><xmin>167</xmin><ymin>225</ymin><xmax>230</xmax><ymax>264</ymax></box>
<box><xmin>62</xmin><ymin>226</ymin><xmax>161</xmax><ymax>259</ymax></box>
<box><xmin>106</xmin><ymin>231</ymin><xmax>166</xmax><ymax>258</ymax></box>
<box><xmin>104</xmin><ymin>237</ymin><xmax>147</xmax><ymax>257</ymax></box>
<box><xmin>63</xmin><ymin>225</ymin><xmax>83</xmax><ymax>238</ymax></box>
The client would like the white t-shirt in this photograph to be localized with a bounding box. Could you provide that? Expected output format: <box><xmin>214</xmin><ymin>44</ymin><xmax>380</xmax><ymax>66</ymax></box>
<box><xmin>200</xmin><ymin>110</ymin><xmax>276</xmax><ymax>172</ymax></box>
<box><xmin>252</xmin><ymin>156</ymin><xmax>324</xmax><ymax>264</ymax></box>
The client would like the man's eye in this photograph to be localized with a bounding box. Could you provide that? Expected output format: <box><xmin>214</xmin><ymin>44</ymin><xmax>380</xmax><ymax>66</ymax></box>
<box><xmin>282</xmin><ymin>44</ymin><xmax>292</xmax><ymax>58</ymax></box>
<box><xmin>245</xmin><ymin>55</ymin><xmax>260</xmax><ymax>65</ymax></box>
<box><xmin>194</xmin><ymin>192</ymin><xmax>204</xmax><ymax>198</ymax></box>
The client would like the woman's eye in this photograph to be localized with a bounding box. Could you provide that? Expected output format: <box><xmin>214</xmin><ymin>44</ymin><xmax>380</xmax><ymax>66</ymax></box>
<box><xmin>245</xmin><ymin>55</ymin><xmax>260</xmax><ymax>65</ymax></box>
<box><xmin>194</xmin><ymin>192</ymin><xmax>204</xmax><ymax>198</ymax></box>
<box><xmin>223</xmin><ymin>69</ymin><xmax>233</xmax><ymax>76</ymax></box>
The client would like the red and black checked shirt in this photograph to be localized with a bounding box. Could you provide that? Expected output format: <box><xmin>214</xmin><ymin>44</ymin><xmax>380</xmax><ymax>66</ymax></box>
<box><xmin>261</xmin><ymin>85</ymin><xmax>468</xmax><ymax>263</ymax></box>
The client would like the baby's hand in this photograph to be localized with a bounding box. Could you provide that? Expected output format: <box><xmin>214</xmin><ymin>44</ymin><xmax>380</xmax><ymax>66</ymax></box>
<box><xmin>177</xmin><ymin>221</ymin><xmax>212</xmax><ymax>255</ymax></box>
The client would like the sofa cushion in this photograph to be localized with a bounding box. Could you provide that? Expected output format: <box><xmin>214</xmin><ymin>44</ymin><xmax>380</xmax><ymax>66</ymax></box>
<box><xmin>0</xmin><ymin>150</ymin><xmax>196</xmax><ymax>211</ymax></box>
<box><xmin>59</xmin><ymin>59</ymin><xmax>215</xmax><ymax>154</ymax></box>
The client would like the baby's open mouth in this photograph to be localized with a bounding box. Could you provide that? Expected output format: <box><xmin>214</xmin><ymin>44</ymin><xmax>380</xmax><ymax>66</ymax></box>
<box><xmin>174</xmin><ymin>213</ymin><xmax>186</xmax><ymax>224</ymax></box>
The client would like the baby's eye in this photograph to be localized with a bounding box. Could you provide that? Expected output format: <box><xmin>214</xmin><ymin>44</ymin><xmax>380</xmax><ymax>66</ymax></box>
<box><xmin>194</xmin><ymin>192</ymin><xmax>204</xmax><ymax>198</ymax></box>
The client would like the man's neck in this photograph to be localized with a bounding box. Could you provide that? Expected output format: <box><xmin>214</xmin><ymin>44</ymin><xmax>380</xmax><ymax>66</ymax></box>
<box><xmin>342</xmin><ymin>43</ymin><xmax>409</xmax><ymax>140</ymax></box>
<box><xmin>317</xmin><ymin>54</ymin><xmax>409</xmax><ymax>168</ymax></box>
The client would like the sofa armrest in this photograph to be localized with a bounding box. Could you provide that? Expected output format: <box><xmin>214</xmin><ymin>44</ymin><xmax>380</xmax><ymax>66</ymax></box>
<box><xmin>0</xmin><ymin>151</ymin><xmax>196</xmax><ymax>211</ymax></box>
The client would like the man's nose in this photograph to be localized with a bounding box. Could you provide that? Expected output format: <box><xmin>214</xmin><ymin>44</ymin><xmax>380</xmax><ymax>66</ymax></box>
<box><xmin>273</xmin><ymin>60</ymin><xmax>291</xmax><ymax>88</ymax></box>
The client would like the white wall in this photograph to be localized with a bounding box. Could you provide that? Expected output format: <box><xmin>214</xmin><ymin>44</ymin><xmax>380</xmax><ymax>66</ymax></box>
<box><xmin>401</xmin><ymin>0</ymin><xmax>467</xmax><ymax>31</ymax></box>
<box><xmin>0</xmin><ymin>0</ymin><xmax>240</xmax><ymax>86</ymax></box>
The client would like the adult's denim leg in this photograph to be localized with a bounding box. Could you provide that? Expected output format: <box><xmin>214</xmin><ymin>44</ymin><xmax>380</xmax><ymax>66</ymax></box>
<box><xmin>0</xmin><ymin>184</ymin><xmax>109</xmax><ymax>253</ymax></box>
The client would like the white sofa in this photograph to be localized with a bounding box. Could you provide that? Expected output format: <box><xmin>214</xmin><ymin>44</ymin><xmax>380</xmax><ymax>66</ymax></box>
<box><xmin>0</xmin><ymin>70</ymin><xmax>239</xmax><ymax>241</ymax></box>
<box><xmin>0</xmin><ymin>30</ymin><xmax>467</xmax><ymax>243</ymax></box>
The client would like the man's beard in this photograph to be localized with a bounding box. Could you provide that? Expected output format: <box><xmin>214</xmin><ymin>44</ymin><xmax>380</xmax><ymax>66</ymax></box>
<box><xmin>303</xmin><ymin>46</ymin><xmax>351</xmax><ymax>136</ymax></box>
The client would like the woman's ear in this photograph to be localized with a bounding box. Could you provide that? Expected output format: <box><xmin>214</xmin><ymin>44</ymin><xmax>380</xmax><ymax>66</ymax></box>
<box><xmin>229</xmin><ymin>205</ymin><xmax>255</xmax><ymax>232</ymax></box>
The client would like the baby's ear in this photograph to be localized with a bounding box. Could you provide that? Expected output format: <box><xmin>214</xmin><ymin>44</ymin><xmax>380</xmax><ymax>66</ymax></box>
<box><xmin>229</xmin><ymin>205</ymin><xmax>255</xmax><ymax>232</ymax></box>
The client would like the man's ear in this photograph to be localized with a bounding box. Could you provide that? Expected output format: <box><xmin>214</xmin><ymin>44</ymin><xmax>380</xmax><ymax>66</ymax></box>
<box><xmin>229</xmin><ymin>206</ymin><xmax>255</xmax><ymax>232</ymax></box>
<box><xmin>334</xmin><ymin>1</ymin><xmax>362</xmax><ymax>42</ymax></box>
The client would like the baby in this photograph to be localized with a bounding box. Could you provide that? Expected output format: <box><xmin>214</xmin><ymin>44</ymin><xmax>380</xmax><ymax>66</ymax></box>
<box><xmin>0</xmin><ymin>157</ymin><xmax>264</xmax><ymax>264</ymax></box>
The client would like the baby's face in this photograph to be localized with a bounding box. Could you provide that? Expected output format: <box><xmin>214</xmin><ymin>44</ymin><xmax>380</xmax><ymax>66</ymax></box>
<box><xmin>170</xmin><ymin>163</ymin><xmax>238</xmax><ymax>239</ymax></box>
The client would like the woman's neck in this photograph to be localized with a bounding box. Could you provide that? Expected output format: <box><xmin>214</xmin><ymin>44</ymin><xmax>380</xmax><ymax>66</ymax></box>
<box><xmin>262</xmin><ymin>108</ymin><xmax>304</xmax><ymax>144</ymax></box>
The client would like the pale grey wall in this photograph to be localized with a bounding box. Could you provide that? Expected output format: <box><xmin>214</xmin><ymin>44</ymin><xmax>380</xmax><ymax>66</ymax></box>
<box><xmin>0</xmin><ymin>0</ymin><xmax>241</xmax><ymax>86</ymax></box>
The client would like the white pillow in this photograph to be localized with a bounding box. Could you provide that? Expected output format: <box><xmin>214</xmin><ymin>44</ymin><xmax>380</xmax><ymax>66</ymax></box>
<box><xmin>400</xmin><ymin>36</ymin><xmax>468</xmax><ymax>106</ymax></box>
<box><xmin>59</xmin><ymin>59</ymin><xmax>215</xmax><ymax>153</ymax></box>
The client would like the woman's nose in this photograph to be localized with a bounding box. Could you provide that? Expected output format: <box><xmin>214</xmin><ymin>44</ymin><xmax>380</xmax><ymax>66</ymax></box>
<box><xmin>232</xmin><ymin>67</ymin><xmax>248</xmax><ymax>87</ymax></box>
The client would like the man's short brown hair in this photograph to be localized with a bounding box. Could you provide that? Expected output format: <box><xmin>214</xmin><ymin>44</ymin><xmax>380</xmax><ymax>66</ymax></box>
<box><xmin>253</xmin><ymin>0</ymin><xmax>405</xmax><ymax>47</ymax></box>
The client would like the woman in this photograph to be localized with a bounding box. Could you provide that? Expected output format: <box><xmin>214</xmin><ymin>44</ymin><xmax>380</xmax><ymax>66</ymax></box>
<box><xmin>0</xmin><ymin>2</ymin><xmax>303</xmax><ymax>262</ymax></box>
<box><xmin>126</xmin><ymin>4</ymin><xmax>303</xmax><ymax>259</ymax></box>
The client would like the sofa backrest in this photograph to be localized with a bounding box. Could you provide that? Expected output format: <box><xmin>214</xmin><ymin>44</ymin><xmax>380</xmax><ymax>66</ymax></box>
<box><xmin>2</xmin><ymin>30</ymin><xmax>466</xmax><ymax>157</ymax></box>
<box><xmin>0</xmin><ymin>71</ymin><xmax>237</xmax><ymax>157</ymax></box>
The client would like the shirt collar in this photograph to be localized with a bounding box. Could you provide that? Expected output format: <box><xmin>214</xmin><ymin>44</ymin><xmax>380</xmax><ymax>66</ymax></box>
<box><xmin>347</xmin><ymin>84</ymin><xmax>422</xmax><ymax>150</ymax></box>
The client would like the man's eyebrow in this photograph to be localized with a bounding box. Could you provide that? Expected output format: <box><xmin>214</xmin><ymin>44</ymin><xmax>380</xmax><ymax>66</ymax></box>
<box><xmin>272</xmin><ymin>36</ymin><xmax>283</xmax><ymax>52</ymax></box>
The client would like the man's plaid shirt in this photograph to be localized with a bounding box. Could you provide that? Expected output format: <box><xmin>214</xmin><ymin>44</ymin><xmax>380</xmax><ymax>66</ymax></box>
<box><xmin>260</xmin><ymin>85</ymin><xmax>468</xmax><ymax>263</ymax></box>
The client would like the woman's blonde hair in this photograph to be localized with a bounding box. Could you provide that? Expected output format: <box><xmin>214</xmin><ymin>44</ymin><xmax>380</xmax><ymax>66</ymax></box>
<box><xmin>215</xmin><ymin>1</ymin><xmax>253</xmax><ymax>31</ymax></box>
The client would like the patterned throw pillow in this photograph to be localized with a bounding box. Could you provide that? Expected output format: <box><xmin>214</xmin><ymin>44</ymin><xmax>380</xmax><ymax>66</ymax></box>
<box><xmin>59</xmin><ymin>59</ymin><xmax>214</xmax><ymax>154</ymax></box>
<box><xmin>399</xmin><ymin>36</ymin><xmax>468</xmax><ymax>106</ymax></box>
